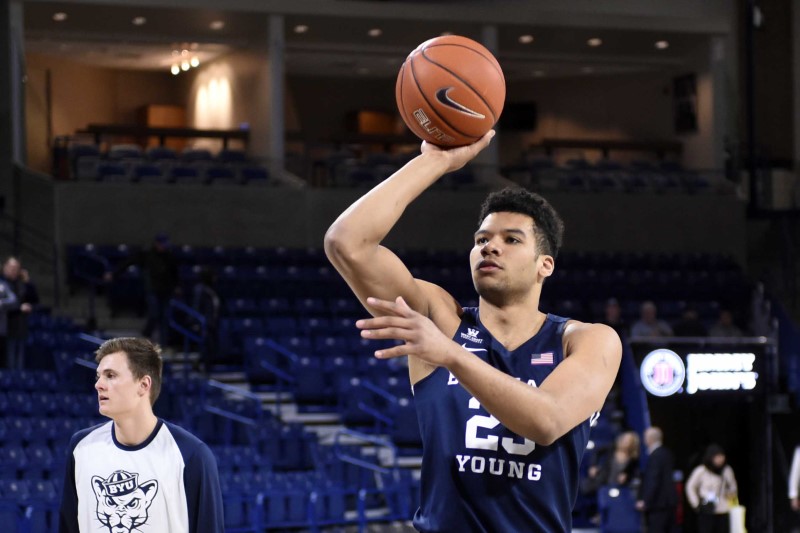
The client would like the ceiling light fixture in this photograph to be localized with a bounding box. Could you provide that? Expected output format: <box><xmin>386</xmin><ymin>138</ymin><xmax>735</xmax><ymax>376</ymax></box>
<box><xmin>190</xmin><ymin>57</ymin><xmax>200</xmax><ymax>68</ymax></box>
<box><xmin>519</xmin><ymin>35</ymin><xmax>534</xmax><ymax>44</ymax></box>
<box><xmin>294</xmin><ymin>24</ymin><xmax>309</xmax><ymax>34</ymax></box>
<box><xmin>52</xmin><ymin>12</ymin><xmax>68</xmax><ymax>22</ymax></box>
<box><xmin>181</xmin><ymin>61</ymin><xmax>190</xmax><ymax>71</ymax></box>
<box><xmin>171</xmin><ymin>64</ymin><xmax>180</xmax><ymax>75</ymax></box>
<box><xmin>132</xmin><ymin>16</ymin><xmax>146</xmax><ymax>26</ymax></box>
<box><xmin>587</xmin><ymin>37</ymin><xmax>603</xmax><ymax>47</ymax></box>
<box><xmin>210</xmin><ymin>20</ymin><xmax>225</xmax><ymax>30</ymax></box>
<box><xmin>367</xmin><ymin>28</ymin><xmax>382</xmax><ymax>37</ymax></box>
<box><xmin>655</xmin><ymin>40</ymin><xmax>670</xmax><ymax>50</ymax></box>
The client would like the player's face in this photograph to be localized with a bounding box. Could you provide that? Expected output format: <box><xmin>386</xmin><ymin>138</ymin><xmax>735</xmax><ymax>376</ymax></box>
<box><xmin>95</xmin><ymin>352</ymin><xmax>148</xmax><ymax>418</ymax></box>
<box><xmin>470</xmin><ymin>211</ymin><xmax>553</xmax><ymax>300</ymax></box>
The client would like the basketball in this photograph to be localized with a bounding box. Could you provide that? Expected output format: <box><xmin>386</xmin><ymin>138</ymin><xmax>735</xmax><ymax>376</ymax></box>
<box><xmin>395</xmin><ymin>35</ymin><xmax>505</xmax><ymax>147</ymax></box>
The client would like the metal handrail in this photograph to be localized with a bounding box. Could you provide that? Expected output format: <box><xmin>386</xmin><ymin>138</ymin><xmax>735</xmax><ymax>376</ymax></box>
<box><xmin>203</xmin><ymin>405</ymin><xmax>257</xmax><ymax>426</ymax></box>
<box><xmin>167</xmin><ymin>298</ymin><xmax>207</xmax><ymax>344</ymax></box>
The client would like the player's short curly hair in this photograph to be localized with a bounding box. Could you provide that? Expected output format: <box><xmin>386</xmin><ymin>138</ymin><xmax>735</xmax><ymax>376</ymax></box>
<box><xmin>478</xmin><ymin>187</ymin><xmax>564</xmax><ymax>258</ymax></box>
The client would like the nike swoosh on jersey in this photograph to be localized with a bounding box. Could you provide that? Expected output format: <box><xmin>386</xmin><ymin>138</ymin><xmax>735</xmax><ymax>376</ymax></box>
<box><xmin>461</xmin><ymin>343</ymin><xmax>487</xmax><ymax>353</ymax></box>
<box><xmin>435</xmin><ymin>87</ymin><xmax>486</xmax><ymax>119</ymax></box>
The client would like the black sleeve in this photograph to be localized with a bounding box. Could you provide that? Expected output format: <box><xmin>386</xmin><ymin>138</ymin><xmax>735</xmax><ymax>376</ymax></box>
<box><xmin>184</xmin><ymin>443</ymin><xmax>225</xmax><ymax>533</ymax></box>
<box><xmin>24</xmin><ymin>281</ymin><xmax>40</xmax><ymax>306</ymax></box>
<box><xmin>58</xmin><ymin>446</ymin><xmax>79</xmax><ymax>533</ymax></box>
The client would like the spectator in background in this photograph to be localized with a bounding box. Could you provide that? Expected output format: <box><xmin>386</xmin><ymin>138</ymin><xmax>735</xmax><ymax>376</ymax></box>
<box><xmin>708</xmin><ymin>309</ymin><xmax>743</xmax><ymax>338</ymax></box>
<box><xmin>686</xmin><ymin>443</ymin><xmax>738</xmax><ymax>533</ymax></box>
<box><xmin>636</xmin><ymin>427</ymin><xmax>678</xmax><ymax>533</ymax></box>
<box><xmin>1</xmin><ymin>257</ymin><xmax>39</xmax><ymax>369</ymax></box>
<box><xmin>584</xmin><ymin>431</ymin><xmax>641</xmax><ymax>493</ymax></box>
<box><xmin>105</xmin><ymin>233</ymin><xmax>179</xmax><ymax>345</ymax></box>
<box><xmin>631</xmin><ymin>301</ymin><xmax>674</xmax><ymax>338</ymax></box>
<box><xmin>603</xmin><ymin>297</ymin><xmax>628</xmax><ymax>338</ymax></box>
<box><xmin>673</xmin><ymin>306</ymin><xmax>707</xmax><ymax>337</ymax></box>
<box><xmin>0</xmin><ymin>277</ymin><xmax>17</xmax><ymax>368</ymax></box>
<box><xmin>192</xmin><ymin>267</ymin><xmax>221</xmax><ymax>371</ymax></box>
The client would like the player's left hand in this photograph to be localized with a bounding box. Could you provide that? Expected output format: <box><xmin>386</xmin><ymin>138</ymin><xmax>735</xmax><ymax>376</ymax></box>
<box><xmin>356</xmin><ymin>296</ymin><xmax>460</xmax><ymax>367</ymax></box>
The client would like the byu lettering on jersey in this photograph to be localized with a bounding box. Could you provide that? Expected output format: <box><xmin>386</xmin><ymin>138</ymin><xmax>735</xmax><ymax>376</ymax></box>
<box><xmin>412</xmin><ymin>309</ymin><xmax>598</xmax><ymax>532</ymax></box>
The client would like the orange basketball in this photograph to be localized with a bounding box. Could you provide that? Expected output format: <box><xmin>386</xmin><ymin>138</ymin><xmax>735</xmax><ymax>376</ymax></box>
<box><xmin>395</xmin><ymin>35</ymin><xmax>505</xmax><ymax>147</ymax></box>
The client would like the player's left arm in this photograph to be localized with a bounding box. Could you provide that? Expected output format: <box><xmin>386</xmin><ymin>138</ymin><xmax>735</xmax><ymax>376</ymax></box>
<box><xmin>359</xmin><ymin>297</ymin><xmax>621</xmax><ymax>445</ymax></box>
<box><xmin>184</xmin><ymin>444</ymin><xmax>225</xmax><ymax>533</ymax></box>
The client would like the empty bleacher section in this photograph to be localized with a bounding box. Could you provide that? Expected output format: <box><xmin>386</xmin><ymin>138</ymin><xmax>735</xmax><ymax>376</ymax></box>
<box><xmin>61</xmin><ymin>141</ymin><xmax>271</xmax><ymax>186</ymax></box>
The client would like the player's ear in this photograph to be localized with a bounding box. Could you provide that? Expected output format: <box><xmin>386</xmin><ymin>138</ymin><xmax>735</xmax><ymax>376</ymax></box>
<box><xmin>538</xmin><ymin>255</ymin><xmax>554</xmax><ymax>279</ymax></box>
<box><xmin>138</xmin><ymin>375</ymin><xmax>152</xmax><ymax>397</ymax></box>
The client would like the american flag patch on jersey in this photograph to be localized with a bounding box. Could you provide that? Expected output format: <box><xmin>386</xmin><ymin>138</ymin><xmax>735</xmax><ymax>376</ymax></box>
<box><xmin>530</xmin><ymin>352</ymin><xmax>554</xmax><ymax>365</ymax></box>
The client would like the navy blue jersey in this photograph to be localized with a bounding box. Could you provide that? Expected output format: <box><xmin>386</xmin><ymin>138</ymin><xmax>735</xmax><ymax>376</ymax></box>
<box><xmin>412</xmin><ymin>309</ymin><xmax>593</xmax><ymax>532</ymax></box>
<box><xmin>59</xmin><ymin>419</ymin><xmax>224</xmax><ymax>533</ymax></box>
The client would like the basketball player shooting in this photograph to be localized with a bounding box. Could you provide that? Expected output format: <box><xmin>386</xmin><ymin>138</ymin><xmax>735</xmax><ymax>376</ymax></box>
<box><xmin>324</xmin><ymin>132</ymin><xmax>621</xmax><ymax>531</ymax></box>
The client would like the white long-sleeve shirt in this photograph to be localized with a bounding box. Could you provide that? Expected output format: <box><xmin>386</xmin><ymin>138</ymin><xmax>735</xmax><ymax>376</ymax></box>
<box><xmin>789</xmin><ymin>446</ymin><xmax>800</xmax><ymax>499</ymax></box>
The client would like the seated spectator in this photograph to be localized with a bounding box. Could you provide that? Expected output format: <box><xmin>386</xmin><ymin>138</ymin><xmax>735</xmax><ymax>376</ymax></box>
<box><xmin>708</xmin><ymin>309</ymin><xmax>743</xmax><ymax>337</ymax></box>
<box><xmin>672</xmin><ymin>306</ymin><xmax>707</xmax><ymax>337</ymax></box>
<box><xmin>631</xmin><ymin>301</ymin><xmax>673</xmax><ymax>338</ymax></box>
<box><xmin>603</xmin><ymin>297</ymin><xmax>628</xmax><ymax>338</ymax></box>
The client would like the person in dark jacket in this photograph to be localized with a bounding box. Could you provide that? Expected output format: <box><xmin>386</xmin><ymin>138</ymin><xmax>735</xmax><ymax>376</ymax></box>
<box><xmin>106</xmin><ymin>234</ymin><xmax>179</xmax><ymax>344</ymax></box>
<box><xmin>191</xmin><ymin>267</ymin><xmax>221</xmax><ymax>371</ymax></box>
<box><xmin>637</xmin><ymin>427</ymin><xmax>679</xmax><ymax>533</ymax></box>
<box><xmin>1</xmin><ymin>257</ymin><xmax>38</xmax><ymax>369</ymax></box>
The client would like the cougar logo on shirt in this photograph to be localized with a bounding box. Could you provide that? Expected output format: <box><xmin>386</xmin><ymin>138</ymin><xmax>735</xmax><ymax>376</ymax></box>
<box><xmin>91</xmin><ymin>469</ymin><xmax>159</xmax><ymax>533</ymax></box>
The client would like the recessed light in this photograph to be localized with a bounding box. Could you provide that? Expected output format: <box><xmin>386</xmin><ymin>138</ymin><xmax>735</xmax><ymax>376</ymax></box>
<box><xmin>655</xmin><ymin>40</ymin><xmax>670</xmax><ymax>50</ymax></box>
<box><xmin>190</xmin><ymin>43</ymin><xmax>199</xmax><ymax>50</ymax></box>
<box><xmin>190</xmin><ymin>57</ymin><xmax>199</xmax><ymax>68</ymax></box>
<box><xmin>210</xmin><ymin>20</ymin><xmax>225</xmax><ymax>30</ymax></box>
<box><xmin>587</xmin><ymin>38</ymin><xmax>603</xmax><ymax>47</ymax></box>
<box><xmin>52</xmin><ymin>12</ymin><xmax>68</xmax><ymax>22</ymax></box>
<box><xmin>367</xmin><ymin>28</ymin><xmax>382</xmax><ymax>38</ymax></box>
<box><xmin>181</xmin><ymin>61</ymin><xmax>190</xmax><ymax>71</ymax></box>
<box><xmin>519</xmin><ymin>35</ymin><xmax>534</xmax><ymax>44</ymax></box>
<box><xmin>294</xmin><ymin>24</ymin><xmax>309</xmax><ymax>34</ymax></box>
<box><xmin>171</xmin><ymin>64</ymin><xmax>180</xmax><ymax>75</ymax></box>
<box><xmin>132</xmin><ymin>16</ymin><xmax>146</xmax><ymax>26</ymax></box>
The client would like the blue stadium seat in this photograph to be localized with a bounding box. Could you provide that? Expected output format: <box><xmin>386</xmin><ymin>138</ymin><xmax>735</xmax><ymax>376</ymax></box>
<box><xmin>26</xmin><ymin>479</ymin><xmax>59</xmax><ymax>533</ymax></box>
<box><xmin>0</xmin><ymin>444</ymin><xmax>27</xmax><ymax>478</ymax></box>
<box><xmin>598</xmin><ymin>486</ymin><xmax>641</xmax><ymax>533</ymax></box>
<box><xmin>146</xmin><ymin>146</ymin><xmax>177</xmax><ymax>161</ymax></box>
<box><xmin>96</xmin><ymin>162</ymin><xmax>129</xmax><ymax>182</ymax></box>
<box><xmin>206</xmin><ymin>165</ymin><xmax>239</xmax><ymax>185</ymax></box>
<box><xmin>240</xmin><ymin>165</ymin><xmax>270</xmax><ymax>185</ymax></box>
<box><xmin>218</xmin><ymin>149</ymin><xmax>247</xmax><ymax>164</ymax></box>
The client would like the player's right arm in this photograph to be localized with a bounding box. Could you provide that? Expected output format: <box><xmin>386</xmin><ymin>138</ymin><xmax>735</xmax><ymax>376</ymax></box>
<box><xmin>324</xmin><ymin>132</ymin><xmax>494</xmax><ymax>379</ymax></box>
<box><xmin>58</xmin><ymin>440</ymin><xmax>80</xmax><ymax>533</ymax></box>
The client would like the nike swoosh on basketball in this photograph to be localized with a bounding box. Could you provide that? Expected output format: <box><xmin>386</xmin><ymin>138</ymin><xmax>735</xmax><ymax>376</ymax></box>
<box><xmin>435</xmin><ymin>87</ymin><xmax>486</xmax><ymax>119</ymax></box>
<box><xmin>461</xmin><ymin>343</ymin><xmax>487</xmax><ymax>353</ymax></box>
